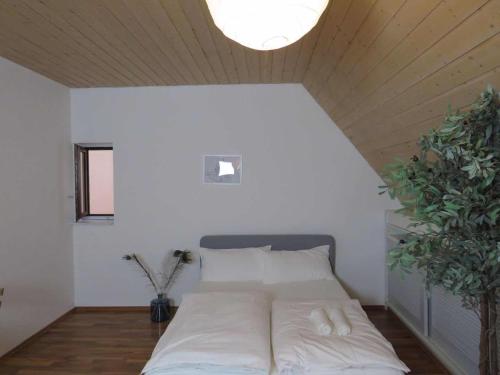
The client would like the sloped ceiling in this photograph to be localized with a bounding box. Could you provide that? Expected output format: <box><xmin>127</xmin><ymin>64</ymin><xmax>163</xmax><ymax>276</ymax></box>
<box><xmin>0</xmin><ymin>0</ymin><xmax>498</xmax><ymax>172</ymax></box>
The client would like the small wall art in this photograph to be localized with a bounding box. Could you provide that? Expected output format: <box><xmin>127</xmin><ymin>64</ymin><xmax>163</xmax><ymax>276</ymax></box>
<box><xmin>203</xmin><ymin>155</ymin><xmax>242</xmax><ymax>184</ymax></box>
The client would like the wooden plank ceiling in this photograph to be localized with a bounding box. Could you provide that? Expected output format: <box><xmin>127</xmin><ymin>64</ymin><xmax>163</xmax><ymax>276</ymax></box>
<box><xmin>0</xmin><ymin>0</ymin><xmax>498</xmax><ymax>173</ymax></box>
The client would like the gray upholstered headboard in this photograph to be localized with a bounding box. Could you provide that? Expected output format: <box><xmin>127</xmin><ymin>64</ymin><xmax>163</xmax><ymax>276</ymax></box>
<box><xmin>200</xmin><ymin>234</ymin><xmax>335</xmax><ymax>273</ymax></box>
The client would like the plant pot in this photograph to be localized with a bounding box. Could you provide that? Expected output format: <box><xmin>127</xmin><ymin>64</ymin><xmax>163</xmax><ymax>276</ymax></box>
<box><xmin>150</xmin><ymin>295</ymin><xmax>170</xmax><ymax>322</ymax></box>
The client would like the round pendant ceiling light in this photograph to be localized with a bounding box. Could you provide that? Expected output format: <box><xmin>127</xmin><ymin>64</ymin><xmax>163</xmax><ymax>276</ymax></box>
<box><xmin>206</xmin><ymin>0</ymin><xmax>329</xmax><ymax>51</ymax></box>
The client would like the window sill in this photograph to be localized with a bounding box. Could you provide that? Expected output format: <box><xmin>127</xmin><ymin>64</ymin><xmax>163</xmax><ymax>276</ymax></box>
<box><xmin>75</xmin><ymin>216</ymin><xmax>114</xmax><ymax>225</ymax></box>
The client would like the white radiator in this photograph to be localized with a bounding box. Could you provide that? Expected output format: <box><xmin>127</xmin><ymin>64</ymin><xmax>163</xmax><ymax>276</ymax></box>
<box><xmin>385</xmin><ymin>210</ymin><xmax>496</xmax><ymax>375</ymax></box>
<box><xmin>386</xmin><ymin>227</ymin><xmax>427</xmax><ymax>334</ymax></box>
<box><xmin>430</xmin><ymin>286</ymin><xmax>480</xmax><ymax>374</ymax></box>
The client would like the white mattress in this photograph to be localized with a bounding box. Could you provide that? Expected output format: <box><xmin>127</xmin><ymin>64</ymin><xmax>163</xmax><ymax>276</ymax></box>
<box><xmin>194</xmin><ymin>278</ymin><xmax>350</xmax><ymax>301</ymax></box>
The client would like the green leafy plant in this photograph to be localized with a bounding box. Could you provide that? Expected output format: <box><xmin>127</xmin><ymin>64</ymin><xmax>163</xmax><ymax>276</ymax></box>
<box><xmin>381</xmin><ymin>87</ymin><xmax>499</xmax><ymax>375</ymax></box>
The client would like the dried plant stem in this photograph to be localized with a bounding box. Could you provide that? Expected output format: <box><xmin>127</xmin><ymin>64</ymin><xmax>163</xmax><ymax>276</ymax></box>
<box><xmin>132</xmin><ymin>254</ymin><xmax>160</xmax><ymax>295</ymax></box>
<box><xmin>160</xmin><ymin>257</ymin><xmax>182</xmax><ymax>294</ymax></box>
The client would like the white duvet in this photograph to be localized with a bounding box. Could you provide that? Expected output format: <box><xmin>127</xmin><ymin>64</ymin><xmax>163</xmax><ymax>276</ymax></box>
<box><xmin>272</xmin><ymin>299</ymin><xmax>410</xmax><ymax>375</ymax></box>
<box><xmin>142</xmin><ymin>291</ymin><xmax>272</xmax><ymax>375</ymax></box>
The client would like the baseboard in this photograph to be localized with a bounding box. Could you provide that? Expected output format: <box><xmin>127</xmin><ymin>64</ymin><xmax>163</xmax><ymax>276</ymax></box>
<box><xmin>76</xmin><ymin>305</ymin><xmax>382</xmax><ymax>313</ymax></box>
<box><xmin>0</xmin><ymin>307</ymin><xmax>75</xmax><ymax>360</ymax></box>
<box><xmin>74</xmin><ymin>306</ymin><xmax>150</xmax><ymax>313</ymax></box>
<box><xmin>361</xmin><ymin>305</ymin><xmax>386</xmax><ymax>311</ymax></box>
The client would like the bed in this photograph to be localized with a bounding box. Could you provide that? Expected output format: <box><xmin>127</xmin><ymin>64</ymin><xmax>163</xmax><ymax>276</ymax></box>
<box><xmin>196</xmin><ymin>233</ymin><xmax>344</xmax><ymax>300</ymax></box>
<box><xmin>142</xmin><ymin>235</ymin><xmax>409</xmax><ymax>375</ymax></box>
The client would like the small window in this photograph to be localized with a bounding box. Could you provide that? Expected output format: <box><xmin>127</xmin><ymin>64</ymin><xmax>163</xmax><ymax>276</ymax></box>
<box><xmin>74</xmin><ymin>144</ymin><xmax>114</xmax><ymax>221</ymax></box>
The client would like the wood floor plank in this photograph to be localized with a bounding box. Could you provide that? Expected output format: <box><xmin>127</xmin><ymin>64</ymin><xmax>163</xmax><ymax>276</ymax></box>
<box><xmin>0</xmin><ymin>308</ymin><xmax>449</xmax><ymax>374</ymax></box>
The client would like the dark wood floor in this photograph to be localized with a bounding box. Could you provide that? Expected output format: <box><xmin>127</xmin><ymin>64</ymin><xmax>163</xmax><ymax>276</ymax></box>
<box><xmin>0</xmin><ymin>308</ymin><xmax>449</xmax><ymax>374</ymax></box>
<box><xmin>366</xmin><ymin>308</ymin><xmax>449</xmax><ymax>374</ymax></box>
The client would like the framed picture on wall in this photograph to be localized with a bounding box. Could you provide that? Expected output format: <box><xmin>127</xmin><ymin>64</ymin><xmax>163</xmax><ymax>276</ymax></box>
<box><xmin>203</xmin><ymin>155</ymin><xmax>242</xmax><ymax>184</ymax></box>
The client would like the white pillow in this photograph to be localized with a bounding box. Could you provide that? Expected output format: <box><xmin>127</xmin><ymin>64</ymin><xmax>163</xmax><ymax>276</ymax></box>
<box><xmin>199</xmin><ymin>246</ymin><xmax>271</xmax><ymax>282</ymax></box>
<box><xmin>263</xmin><ymin>245</ymin><xmax>334</xmax><ymax>284</ymax></box>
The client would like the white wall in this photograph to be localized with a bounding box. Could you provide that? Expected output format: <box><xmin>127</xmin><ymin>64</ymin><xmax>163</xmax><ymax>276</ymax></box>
<box><xmin>0</xmin><ymin>58</ymin><xmax>73</xmax><ymax>356</ymax></box>
<box><xmin>71</xmin><ymin>84</ymin><xmax>397</xmax><ymax>306</ymax></box>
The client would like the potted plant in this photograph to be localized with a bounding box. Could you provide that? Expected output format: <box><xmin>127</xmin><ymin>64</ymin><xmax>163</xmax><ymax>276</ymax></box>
<box><xmin>381</xmin><ymin>87</ymin><xmax>499</xmax><ymax>375</ymax></box>
<box><xmin>123</xmin><ymin>250</ymin><xmax>192</xmax><ymax>322</ymax></box>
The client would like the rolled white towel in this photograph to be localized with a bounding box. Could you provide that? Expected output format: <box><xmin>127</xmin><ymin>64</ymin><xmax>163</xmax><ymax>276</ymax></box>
<box><xmin>309</xmin><ymin>308</ymin><xmax>333</xmax><ymax>336</ymax></box>
<box><xmin>327</xmin><ymin>307</ymin><xmax>351</xmax><ymax>336</ymax></box>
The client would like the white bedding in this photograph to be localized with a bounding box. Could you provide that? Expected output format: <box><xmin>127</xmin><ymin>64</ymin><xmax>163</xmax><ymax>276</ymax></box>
<box><xmin>142</xmin><ymin>291</ymin><xmax>272</xmax><ymax>375</ymax></box>
<box><xmin>195</xmin><ymin>278</ymin><xmax>350</xmax><ymax>301</ymax></box>
<box><xmin>270</xmin><ymin>366</ymin><xmax>405</xmax><ymax>375</ymax></box>
<box><xmin>145</xmin><ymin>275</ymin><xmax>408</xmax><ymax>375</ymax></box>
<box><xmin>272</xmin><ymin>299</ymin><xmax>410</xmax><ymax>375</ymax></box>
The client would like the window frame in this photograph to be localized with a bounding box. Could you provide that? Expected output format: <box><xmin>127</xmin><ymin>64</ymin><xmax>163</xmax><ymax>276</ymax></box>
<box><xmin>74</xmin><ymin>144</ymin><xmax>114</xmax><ymax>222</ymax></box>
